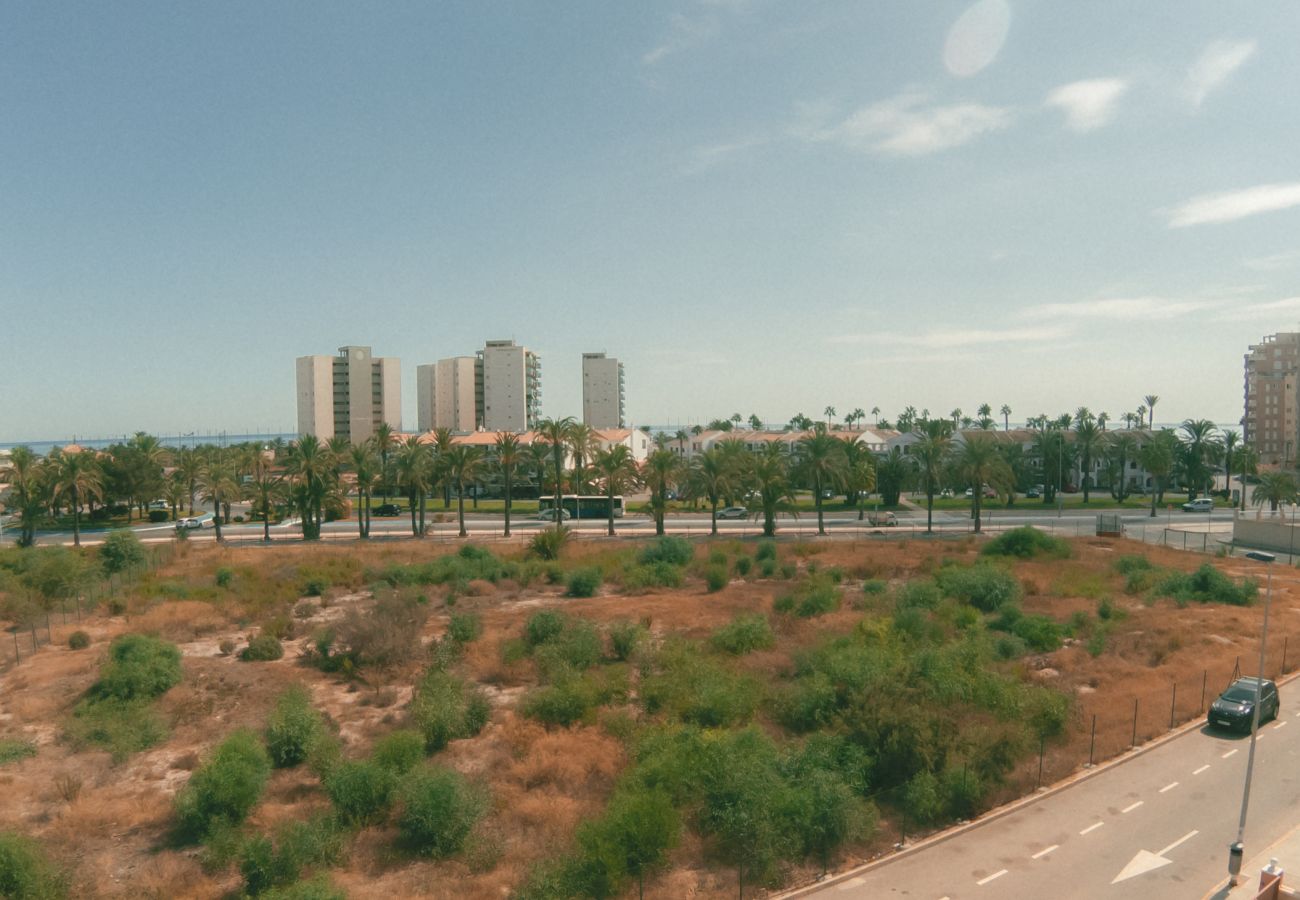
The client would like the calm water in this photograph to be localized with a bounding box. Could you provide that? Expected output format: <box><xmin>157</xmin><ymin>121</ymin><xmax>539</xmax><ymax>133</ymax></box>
<box><xmin>1</xmin><ymin>432</ymin><xmax>299</xmax><ymax>456</ymax></box>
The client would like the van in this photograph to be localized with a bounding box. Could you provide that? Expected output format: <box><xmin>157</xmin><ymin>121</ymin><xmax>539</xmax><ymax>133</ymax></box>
<box><xmin>1182</xmin><ymin>498</ymin><xmax>1214</xmax><ymax>513</ymax></box>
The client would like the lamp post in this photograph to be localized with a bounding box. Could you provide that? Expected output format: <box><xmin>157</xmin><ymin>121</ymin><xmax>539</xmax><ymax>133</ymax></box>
<box><xmin>1229</xmin><ymin>549</ymin><xmax>1276</xmax><ymax>886</ymax></box>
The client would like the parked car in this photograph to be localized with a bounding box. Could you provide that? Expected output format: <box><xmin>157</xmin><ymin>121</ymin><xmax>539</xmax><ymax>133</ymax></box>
<box><xmin>866</xmin><ymin>511</ymin><xmax>897</xmax><ymax>527</ymax></box>
<box><xmin>373</xmin><ymin>503</ymin><xmax>402</xmax><ymax>517</ymax></box>
<box><xmin>537</xmin><ymin>508</ymin><xmax>571</xmax><ymax>522</ymax></box>
<box><xmin>821</xmin><ymin>489</ymin><xmax>834</xmax><ymax>499</ymax></box>
<box><xmin>175</xmin><ymin>517</ymin><xmax>204</xmax><ymax>530</ymax></box>
<box><xmin>1208</xmin><ymin>677</ymin><xmax>1279</xmax><ymax>732</ymax></box>
<box><xmin>1182</xmin><ymin>498</ymin><xmax>1214</xmax><ymax>513</ymax></box>
<box><xmin>1025</xmin><ymin>487</ymin><xmax>1041</xmax><ymax>499</ymax></box>
<box><xmin>717</xmin><ymin>506</ymin><xmax>747</xmax><ymax>519</ymax></box>
<box><xmin>939</xmin><ymin>488</ymin><xmax>954</xmax><ymax>498</ymax></box>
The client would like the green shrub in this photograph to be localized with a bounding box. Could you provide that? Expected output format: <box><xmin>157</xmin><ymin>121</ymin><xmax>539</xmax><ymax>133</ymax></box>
<box><xmin>620</xmin><ymin>561</ymin><xmax>684</xmax><ymax>592</ymax></box>
<box><xmin>981</xmin><ymin>526</ymin><xmax>1070</xmax><ymax>559</ymax></box>
<box><xmin>259</xmin><ymin>876</ymin><xmax>346</xmax><ymax>900</ymax></box>
<box><xmin>325</xmin><ymin>760</ymin><xmax>396</xmax><ymax>826</ymax></box>
<box><xmin>216</xmin><ymin>566</ymin><xmax>235</xmax><ymax>588</ymax></box>
<box><xmin>566</xmin><ymin>567</ymin><xmax>603</xmax><ymax>598</ymax></box>
<box><xmin>397</xmin><ymin>767</ymin><xmax>486</xmax><ymax>857</ymax></box>
<box><xmin>447</xmin><ymin>612</ymin><xmax>482</xmax><ymax>645</ymax></box>
<box><xmin>758</xmin><ymin>558</ymin><xmax>777</xmax><ymax>578</ymax></box>
<box><xmin>640</xmin><ymin>646</ymin><xmax>760</xmax><ymax>727</ymax></box>
<box><xmin>704</xmin><ymin>566</ymin><xmax>729</xmax><ymax>593</ymax></box>
<box><xmin>529</xmin><ymin>527</ymin><xmax>570</xmax><ymax>561</ymax></box>
<box><xmin>755</xmin><ymin>541</ymin><xmax>777</xmax><ymax>562</ymax></box>
<box><xmin>639</xmin><ymin>536</ymin><xmax>694</xmax><ymax>567</ymax></box>
<box><xmin>175</xmin><ymin>729</ymin><xmax>272</xmax><ymax>841</ymax></box>
<box><xmin>780</xmin><ymin>562</ymin><xmax>798</xmax><ymax>580</ymax></box>
<box><xmin>937</xmin><ymin>564</ymin><xmax>1021</xmax><ymax>612</ymax></box>
<box><xmin>901</xmin><ymin>770</ymin><xmax>943</xmax><ymax>826</ymax></box>
<box><xmin>0</xmin><ymin>739</ymin><xmax>36</xmax><ymax>767</ymax></box>
<box><xmin>241</xmin><ymin>635</ymin><xmax>285</xmax><ymax>662</ymax></box>
<box><xmin>373</xmin><ymin>730</ymin><xmax>425</xmax><ymax>775</ymax></box>
<box><xmin>523</xmin><ymin>668</ymin><xmax>628</xmax><ymax>727</ymax></box>
<box><xmin>148</xmin><ymin>509</ymin><xmax>169</xmax><ymax>523</ymax></box>
<box><xmin>94</xmin><ymin>634</ymin><xmax>183</xmax><ymax>702</ymax></box>
<box><xmin>710</xmin><ymin>614</ymin><xmax>774</xmax><ymax>655</ymax></box>
<box><xmin>608</xmin><ymin>621</ymin><xmax>644</xmax><ymax>661</ymax></box>
<box><xmin>410</xmin><ymin>670</ymin><xmax>490</xmax><ymax>753</ymax></box>
<box><xmin>708</xmin><ymin>549</ymin><xmax>728</xmax><ymax>566</ymax></box>
<box><xmin>1113</xmin><ymin>554</ymin><xmax>1153</xmax><ymax>575</ymax></box>
<box><xmin>861</xmin><ymin>579</ymin><xmax>888</xmax><ymax>595</ymax></box>
<box><xmin>1010</xmin><ymin>615</ymin><xmax>1062</xmax><ymax>652</ymax></box>
<box><xmin>775</xmin><ymin>577</ymin><xmax>841</xmax><ymax>618</ymax></box>
<box><xmin>895</xmin><ymin>580</ymin><xmax>941</xmax><ymax>610</ymax></box>
<box><xmin>265</xmin><ymin>687</ymin><xmax>323</xmax><ymax>769</ymax></box>
<box><xmin>734</xmin><ymin>556</ymin><xmax>753</xmax><ymax>577</ymax></box>
<box><xmin>67</xmin><ymin>631</ymin><xmax>90</xmax><ymax>650</ymax></box>
<box><xmin>1087</xmin><ymin>625</ymin><xmax>1109</xmax><ymax>657</ymax></box>
<box><xmin>99</xmin><ymin>529</ymin><xmax>146</xmax><ymax>575</ymax></box>
<box><xmin>0</xmin><ymin>831</ymin><xmax>65</xmax><ymax>899</ymax></box>
<box><xmin>525</xmin><ymin>610</ymin><xmax>566</xmax><ymax>648</ymax></box>
<box><xmin>1159</xmin><ymin>563</ymin><xmax>1256</xmax><ymax>606</ymax></box>
<box><xmin>993</xmin><ymin>632</ymin><xmax>1029</xmax><ymax>660</ymax></box>
<box><xmin>66</xmin><ymin>697</ymin><xmax>168</xmax><ymax>762</ymax></box>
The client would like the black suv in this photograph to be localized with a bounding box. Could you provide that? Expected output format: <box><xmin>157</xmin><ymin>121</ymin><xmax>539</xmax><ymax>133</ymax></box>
<box><xmin>373</xmin><ymin>503</ymin><xmax>402</xmax><ymax>517</ymax></box>
<box><xmin>1208</xmin><ymin>677</ymin><xmax>1280</xmax><ymax>732</ymax></box>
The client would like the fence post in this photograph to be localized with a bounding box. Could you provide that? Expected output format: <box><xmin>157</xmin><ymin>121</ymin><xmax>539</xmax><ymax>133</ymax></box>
<box><xmin>1170</xmin><ymin>682</ymin><xmax>1177</xmax><ymax>730</ymax></box>
<box><xmin>1131</xmin><ymin>698</ymin><xmax>1139</xmax><ymax>748</ymax></box>
<box><xmin>1088</xmin><ymin>714</ymin><xmax>1097</xmax><ymax>767</ymax></box>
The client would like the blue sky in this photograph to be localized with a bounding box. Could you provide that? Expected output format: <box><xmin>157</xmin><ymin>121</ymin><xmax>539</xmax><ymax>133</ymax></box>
<box><xmin>3</xmin><ymin>1</ymin><xmax>1298</xmax><ymax>441</ymax></box>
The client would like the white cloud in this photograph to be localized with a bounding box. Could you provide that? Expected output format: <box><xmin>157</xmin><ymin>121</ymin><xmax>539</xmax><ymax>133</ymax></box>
<box><xmin>805</xmin><ymin>90</ymin><xmax>1013</xmax><ymax>156</ymax></box>
<box><xmin>643</xmin><ymin>13</ymin><xmax>719</xmax><ymax>65</ymax></box>
<box><xmin>1166</xmin><ymin>183</ymin><xmax>1300</xmax><ymax>228</ymax></box>
<box><xmin>1187</xmin><ymin>39</ymin><xmax>1256</xmax><ymax>107</ymax></box>
<box><xmin>943</xmin><ymin>0</ymin><xmax>1012</xmax><ymax>78</ymax></box>
<box><xmin>832</xmin><ymin>325</ymin><xmax>1068</xmax><ymax>349</ymax></box>
<box><xmin>1025</xmin><ymin>297</ymin><xmax>1214</xmax><ymax>321</ymax></box>
<box><xmin>683</xmin><ymin>135</ymin><xmax>769</xmax><ymax>174</ymax></box>
<box><xmin>1045</xmin><ymin>78</ymin><xmax>1128</xmax><ymax>132</ymax></box>
<box><xmin>1243</xmin><ymin>251</ymin><xmax>1300</xmax><ymax>272</ymax></box>
<box><xmin>1216</xmin><ymin>296</ymin><xmax>1300</xmax><ymax>321</ymax></box>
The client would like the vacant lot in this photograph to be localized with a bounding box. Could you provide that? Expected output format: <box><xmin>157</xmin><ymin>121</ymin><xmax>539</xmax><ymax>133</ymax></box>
<box><xmin>1</xmin><ymin>531</ymin><xmax>1296</xmax><ymax>899</ymax></box>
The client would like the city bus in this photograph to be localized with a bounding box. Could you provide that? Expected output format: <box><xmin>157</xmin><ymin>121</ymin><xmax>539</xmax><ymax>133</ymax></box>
<box><xmin>538</xmin><ymin>494</ymin><xmax>625</xmax><ymax>520</ymax></box>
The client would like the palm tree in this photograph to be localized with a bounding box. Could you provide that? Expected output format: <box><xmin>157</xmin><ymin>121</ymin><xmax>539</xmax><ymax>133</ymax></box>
<box><xmin>173</xmin><ymin>446</ymin><xmax>202</xmax><ymax>514</ymax></box>
<box><xmin>748</xmin><ymin>414</ymin><xmax>763</xmax><ymax>430</ymax></box>
<box><xmin>243</xmin><ymin>446</ymin><xmax>284</xmax><ymax>543</ymax></box>
<box><xmin>796</xmin><ymin>425</ymin><xmax>847</xmax><ymax>536</ymax></box>
<box><xmin>568</xmin><ymin>423</ymin><xmax>600</xmax><ymax>519</ymax></box>
<box><xmin>950</xmin><ymin>408</ymin><xmax>962</xmax><ymax>428</ymax></box>
<box><xmin>641</xmin><ymin>448</ymin><xmax>680</xmax><ymax>536</ymax></box>
<box><xmin>871</xmin><ymin>406</ymin><xmax>881</xmax><ymax>425</ymax></box>
<box><xmin>1236</xmin><ymin>444</ymin><xmax>1258</xmax><ymax>511</ymax></box>
<box><xmin>1</xmin><ymin>446</ymin><xmax>49</xmax><ymax>547</ymax></box>
<box><xmin>348</xmin><ymin>442</ymin><xmax>379</xmax><ymax>540</ymax></box>
<box><xmin>955</xmin><ymin>434</ymin><xmax>1012</xmax><ymax>533</ymax></box>
<box><xmin>1222</xmin><ymin>430</ymin><xmax>1240</xmax><ymax>507</ymax></box>
<box><xmin>443</xmin><ymin>445</ymin><xmax>484</xmax><ymax>538</ymax></box>
<box><xmin>747</xmin><ymin>443</ymin><xmax>795</xmax><ymax>537</ymax></box>
<box><xmin>912</xmin><ymin>420</ymin><xmax>953</xmax><ymax>533</ymax></box>
<box><xmin>1097</xmin><ymin>412</ymin><xmax>1109</xmax><ymax>431</ymax></box>
<box><xmin>1140</xmin><ymin>431</ymin><xmax>1177</xmax><ymax>517</ymax></box>
<box><xmin>165</xmin><ymin>471</ymin><xmax>188</xmax><ymax>522</ymax></box>
<box><xmin>874</xmin><ymin>447</ymin><xmax>910</xmax><ymax>506</ymax></box>
<box><xmin>50</xmin><ymin>448</ymin><xmax>104</xmax><ymax>547</ymax></box>
<box><xmin>1251</xmin><ymin>472</ymin><xmax>1297</xmax><ymax>516</ymax></box>
<box><xmin>688</xmin><ymin>446</ymin><xmax>736</xmax><ymax>535</ymax></box>
<box><xmin>592</xmin><ymin>445</ymin><xmax>640</xmax><ymax>536</ymax></box>
<box><xmin>1074</xmin><ymin>419</ymin><xmax>1104</xmax><ymax>503</ymax></box>
<box><xmin>198</xmin><ymin>457</ymin><xmax>240</xmax><ymax>543</ymax></box>
<box><xmin>495</xmin><ymin>432</ymin><xmax>523</xmax><ymax>537</ymax></box>
<box><xmin>842</xmin><ymin>441</ymin><xmax>877</xmax><ymax>519</ymax></box>
<box><xmin>1179</xmin><ymin>419</ymin><xmax>1221</xmax><ymax>501</ymax></box>
<box><xmin>1144</xmin><ymin>395</ymin><xmax>1159</xmax><ymax>429</ymax></box>
<box><xmin>823</xmin><ymin>406</ymin><xmax>836</xmax><ymax>428</ymax></box>
<box><xmin>393</xmin><ymin>436</ymin><xmax>433</xmax><ymax>537</ymax></box>
<box><xmin>536</xmin><ymin>418</ymin><xmax>575</xmax><ymax>530</ymax></box>
<box><xmin>431</xmin><ymin>428</ymin><xmax>455</xmax><ymax>508</ymax></box>
<box><xmin>1105</xmin><ymin>432</ymin><xmax>1138</xmax><ymax>501</ymax></box>
<box><xmin>373</xmin><ymin>422</ymin><xmax>397</xmax><ymax>504</ymax></box>
<box><xmin>848</xmin><ymin>407</ymin><xmax>866</xmax><ymax>429</ymax></box>
<box><xmin>1000</xmin><ymin>404</ymin><xmax>1012</xmax><ymax>431</ymax></box>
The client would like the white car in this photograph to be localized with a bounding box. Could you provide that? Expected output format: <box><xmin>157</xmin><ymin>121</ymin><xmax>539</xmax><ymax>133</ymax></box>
<box><xmin>717</xmin><ymin>506</ymin><xmax>748</xmax><ymax>519</ymax></box>
<box><xmin>175</xmin><ymin>517</ymin><xmax>204</xmax><ymax>530</ymax></box>
<box><xmin>537</xmin><ymin>508</ymin><xmax>571</xmax><ymax>522</ymax></box>
<box><xmin>1182</xmin><ymin>498</ymin><xmax>1214</xmax><ymax>513</ymax></box>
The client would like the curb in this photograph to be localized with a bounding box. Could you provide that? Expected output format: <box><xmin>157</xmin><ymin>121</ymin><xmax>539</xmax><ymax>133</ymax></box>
<box><xmin>777</xmin><ymin>666</ymin><xmax>1300</xmax><ymax>899</ymax></box>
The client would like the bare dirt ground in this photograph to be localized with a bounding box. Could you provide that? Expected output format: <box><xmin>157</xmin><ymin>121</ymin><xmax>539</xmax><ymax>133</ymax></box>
<box><xmin>2</xmin><ymin>535</ymin><xmax>1298</xmax><ymax>898</ymax></box>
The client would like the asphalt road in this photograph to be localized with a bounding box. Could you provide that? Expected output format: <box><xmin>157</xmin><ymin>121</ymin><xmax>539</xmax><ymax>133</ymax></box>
<box><xmin>799</xmin><ymin>688</ymin><xmax>1300</xmax><ymax>900</ymax></box>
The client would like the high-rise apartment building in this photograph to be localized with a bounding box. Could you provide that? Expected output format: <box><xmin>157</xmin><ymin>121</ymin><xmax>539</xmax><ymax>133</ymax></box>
<box><xmin>1243</xmin><ymin>332</ymin><xmax>1300</xmax><ymax>466</ymax></box>
<box><xmin>478</xmin><ymin>340</ymin><xmax>541</xmax><ymax>431</ymax></box>
<box><xmin>416</xmin><ymin>357</ymin><xmax>478</xmax><ymax>432</ymax></box>
<box><xmin>582</xmin><ymin>352</ymin><xmax>625</xmax><ymax>428</ymax></box>
<box><xmin>296</xmin><ymin>345</ymin><xmax>401</xmax><ymax>443</ymax></box>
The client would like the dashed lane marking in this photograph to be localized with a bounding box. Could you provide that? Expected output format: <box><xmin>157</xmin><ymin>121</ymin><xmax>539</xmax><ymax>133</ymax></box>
<box><xmin>1122</xmin><ymin>801</ymin><xmax>1144</xmax><ymax>813</ymax></box>
<box><xmin>1193</xmin><ymin>764</ymin><xmax>1210</xmax><ymax>775</ymax></box>
<box><xmin>1275</xmin><ymin>720</ymin><xmax>1288</xmax><ymax>730</ymax></box>
<box><xmin>1223</xmin><ymin>748</ymin><xmax>1238</xmax><ymax>759</ymax></box>
<box><xmin>1158</xmin><ymin>829</ymin><xmax>1199</xmax><ymax>856</ymax></box>
<box><xmin>1031</xmin><ymin>845</ymin><xmax>1059</xmax><ymax>859</ymax></box>
<box><xmin>1159</xmin><ymin>781</ymin><xmax>1179</xmax><ymax>793</ymax></box>
<box><xmin>976</xmin><ymin>870</ymin><xmax>1007</xmax><ymax>886</ymax></box>
<box><xmin>1080</xmin><ymin>822</ymin><xmax>1105</xmax><ymax>835</ymax></box>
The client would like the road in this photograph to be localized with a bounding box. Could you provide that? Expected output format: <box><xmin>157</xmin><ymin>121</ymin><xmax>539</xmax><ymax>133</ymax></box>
<box><xmin>0</xmin><ymin>506</ymin><xmax>1239</xmax><ymax>547</ymax></box>
<box><xmin>799</xmin><ymin>691</ymin><xmax>1300</xmax><ymax>899</ymax></box>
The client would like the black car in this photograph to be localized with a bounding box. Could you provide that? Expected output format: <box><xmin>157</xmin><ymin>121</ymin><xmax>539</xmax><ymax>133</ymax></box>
<box><xmin>1208</xmin><ymin>677</ymin><xmax>1280</xmax><ymax>732</ymax></box>
<box><xmin>373</xmin><ymin>503</ymin><xmax>402</xmax><ymax>517</ymax></box>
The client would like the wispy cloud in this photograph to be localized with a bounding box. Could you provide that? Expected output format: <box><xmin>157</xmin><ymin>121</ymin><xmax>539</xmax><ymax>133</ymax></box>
<box><xmin>1244</xmin><ymin>251</ymin><xmax>1300</xmax><ymax>272</ymax></box>
<box><xmin>1187</xmin><ymin>39</ymin><xmax>1256</xmax><ymax>107</ymax></box>
<box><xmin>643</xmin><ymin>1</ymin><xmax>752</xmax><ymax>66</ymax></box>
<box><xmin>1214</xmin><ymin>296</ymin><xmax>1300</xmax><ymax>321</ymax></box>
<box><xmin>1166</xmin><ymin>182</ymin><xmax>1300</xmax><ymax>228</ymax></box>
<box><xmin>832</xmin><ymin>325</ymin><xmax>1067</xmax><ymax>349</ymax></box>
<box><xmin>1045</xmin><ymin>78</ymin><xmax>1128</xmax><ymax>132</ymax></box>
<box><xmin>801</xmin><ymin>90</ymin><xmax>1013</xmax><ymax>156</ymax></box>
<box><xmin>1025</xmin><ymin>296</ymin><xmax>1214</xmax><ymax>321</ymax></box>
<box><xmin>683</xmin><ymin>135</ymin><xmax>770</xmax><ymax>174</ymax></box>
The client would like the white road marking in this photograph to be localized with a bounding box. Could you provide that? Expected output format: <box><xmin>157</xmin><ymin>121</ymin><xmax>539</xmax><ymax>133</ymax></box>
<box><xmin>1223</xmin><ymin>748</ymin><xmax>1238</xmax><ymax>758</ymax></box>
<box><xmin>1031</xmin><ymin>844</ymin><xmax>1059</xmax><ymax>859</ymax></box>
<box><xmin>1193</xmin><ymin>764</ymin><xmax>1210</xmax><ymax>775</ymax></box>
<box><xmin>1122</xmin><ymin>801</ymin><xmax>1144</xmax><ymax>813</ymax></box>
<box><xmin>976</xmin><ymin>869</ymin><xmax>1007</xmax><ymax>886</ymax></box>
<box><xmin>1159</xmin><ymin>781</ymin><xmax>1179</xmax><ymax>793</ymax></box>
<box><xmin>1274</xmin><ymin>720</ymin><xmax>1287</xmax><ymax>730</ymax></box>
<box><xmin>1080</xmin><ymin>821</ymin><xmax>1105</xmax><ymax>835</ymax></box>
<box><xmin>1158</xmin><ymin>829</ymin><xmax>1199</xmax><ymax>856</ymax></box>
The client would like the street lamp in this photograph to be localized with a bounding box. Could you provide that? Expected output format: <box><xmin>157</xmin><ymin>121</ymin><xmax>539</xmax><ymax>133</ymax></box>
<box><xmin>1229</xmin><ymin>549</ymin><xmax>1276</xmax><ymax>886</ymax></box>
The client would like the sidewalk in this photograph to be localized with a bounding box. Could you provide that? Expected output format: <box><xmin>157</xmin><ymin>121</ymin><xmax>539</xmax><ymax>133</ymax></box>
<box><xmin>1203</xmin><ymin>822</ymin><xmax>1300</xmax><ymax>899</ymax></box>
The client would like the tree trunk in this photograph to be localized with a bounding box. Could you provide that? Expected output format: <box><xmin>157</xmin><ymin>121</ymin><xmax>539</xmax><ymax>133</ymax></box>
<box><xmin>457</xmin><ymin>480</ymin><xmax>468</xmax><ymax>538</ymax></box>
<box><xmin>711</xmin><ymin>498</ymin><xmax>718</xmax><ymax>536</ymax></box>
<box><xmin>926</xmin><ymin>491</ymin><xmax>934</xmax><ymax>534</ymax></box>
<box><xmin>71</xmin><ymin>487</ymin><xmax>81</xmax><ymax>547</ymax></box>
<box><xmin>264</xmin><ymin>489</ymin><xmax>272</xmax><ymax>542</ymax></box>
<box><xmin>815</xmin><ymin>476</ymin><xmax>825</xmax><ymax>535</ymax></box>
<box><xmin>607</xmin><ymin>487</ymin><xmax>616</xmax><ymax>537</ymax></box>
<box><xmin>972</xmin><ymin>494</ymin><xmax>982</xmax><ymax>533</ymax></box>
<box><xmin>409</xmin><ymin>493</ymin><xmax>419</xmax><ymax>537</ymax></box>
<box><xmin>504</xmin><ymin>474</ymin><xmax>513</xmax><ymax>538</ymax></box>
<box><xmin>357</xmin><ymin>489</ymin><xmax>365</xmax><ymax>540</ymax></box>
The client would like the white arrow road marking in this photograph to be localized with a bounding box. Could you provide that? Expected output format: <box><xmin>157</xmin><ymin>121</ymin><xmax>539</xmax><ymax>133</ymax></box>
<box><xmin>1111</xmin><ymin>830</ymin><xmax>1199</xmax><ymax>884</ymax></box>
<box><xmin>976</xmin><ymin>869</ymin><xmax>1007</xmax><ymax>886</ymax></box>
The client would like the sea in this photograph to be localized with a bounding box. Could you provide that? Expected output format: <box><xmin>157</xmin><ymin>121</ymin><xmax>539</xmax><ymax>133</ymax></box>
<box><xmin>0</xmin><ymin>432</ymin><xmax>299</xmax><ymax>456</ymax></box>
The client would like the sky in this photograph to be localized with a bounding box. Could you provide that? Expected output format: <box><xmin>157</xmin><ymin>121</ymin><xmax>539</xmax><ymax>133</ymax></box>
<box><xmin>2</xmin><ymin>1</ymin><xmax>1298</xmax><ymax>442</ymax></box>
